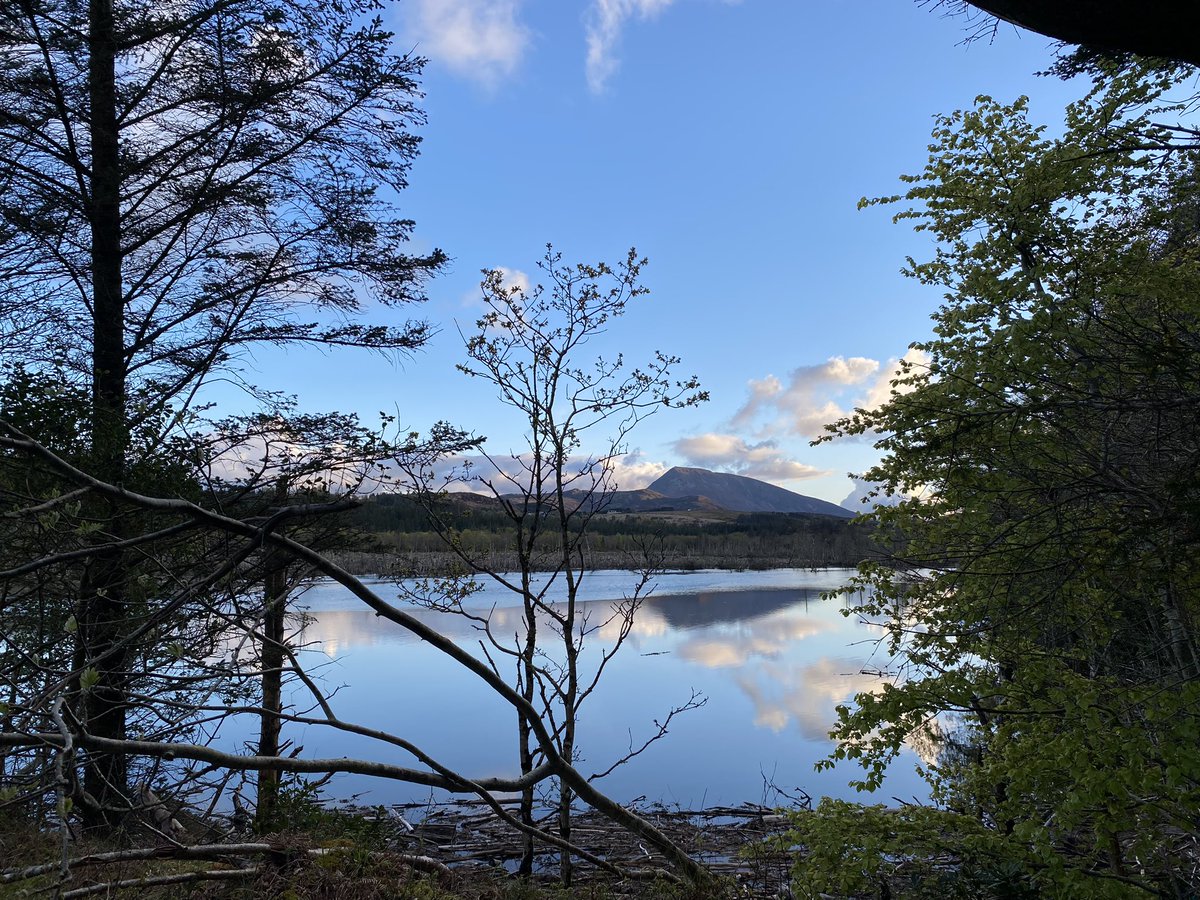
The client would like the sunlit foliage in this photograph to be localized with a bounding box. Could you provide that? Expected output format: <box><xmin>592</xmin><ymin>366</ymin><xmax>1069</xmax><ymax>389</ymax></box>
<box><xmin>796</xmin><ymin>62</ymin><xmax>1200</xmax><ymax>897</ymax></box>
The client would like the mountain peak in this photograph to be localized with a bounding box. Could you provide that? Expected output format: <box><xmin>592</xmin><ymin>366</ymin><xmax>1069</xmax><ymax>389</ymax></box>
<box><xmin>647</xmin><ymin>467</ymin><xmax>851</xmax><ymax>517</ymax></box>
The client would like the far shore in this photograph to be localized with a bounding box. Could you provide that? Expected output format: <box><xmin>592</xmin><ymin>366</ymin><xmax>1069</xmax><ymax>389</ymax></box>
<box><xmin>325</xmin><ymin>549</ymin><xmax>872</xmax><ymax>579</ymax></box>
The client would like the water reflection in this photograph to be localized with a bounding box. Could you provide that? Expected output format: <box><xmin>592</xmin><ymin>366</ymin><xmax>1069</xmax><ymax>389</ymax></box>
<box><xmin>646</xmin><ymin>588</ymin><xmax>825</xmax><ymax>631</ymax></box>
<box><xmin>736</xmin><ymin>657</ymin><xmax>892</xmax><ymax>740</ymax></box>
<box><xmin>675</xmin><ymin>612</ymin><xmax>829</xmax><ymax>668</ymax></box>
<box><xmin>283</xmin><ymin>570</ymin><xmax>927</xmax><ymax>807</ymax></box>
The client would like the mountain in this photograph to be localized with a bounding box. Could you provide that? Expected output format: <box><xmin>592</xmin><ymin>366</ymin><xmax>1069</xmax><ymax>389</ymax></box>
<box><xmin>635</xmin><ymin>467</ymin><xmax>853</xmax><ymax>518</ymax></box>
<box><xmin>491</xmin><ymin>466</ymin><xmax>854</xmax><ymax>518</ymax></box>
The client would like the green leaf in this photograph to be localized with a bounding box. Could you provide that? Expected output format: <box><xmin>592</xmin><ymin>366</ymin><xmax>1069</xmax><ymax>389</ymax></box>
<box><xmin>79</xmin><ymin>667</ymin><xmax>100</xmax><ymax>692</ymax></box>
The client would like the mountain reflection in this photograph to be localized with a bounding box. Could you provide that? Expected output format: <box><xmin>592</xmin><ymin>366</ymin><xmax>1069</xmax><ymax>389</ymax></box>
<box><xmin>643</xmin><ymin>587</ymin><xmax>825</xmax><ymax>630</ymax></box>
<box><xmin>298</xmin><ymin>585</ymin><xmax>835</xmax><ymax>649</ymax></box>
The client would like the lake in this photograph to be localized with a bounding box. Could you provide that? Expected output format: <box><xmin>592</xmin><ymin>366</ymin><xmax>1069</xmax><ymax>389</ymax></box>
<box><xmin>275</xmin><ymin>568</ymin><xmax>929</xmax><ymax>809</ymax></box>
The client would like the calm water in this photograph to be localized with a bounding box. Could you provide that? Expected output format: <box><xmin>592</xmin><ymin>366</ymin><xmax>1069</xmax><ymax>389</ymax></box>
<box><xmin>275</xmin><ymin>568</ymin><xmax>929</xmax><ymax>808</ymax></box>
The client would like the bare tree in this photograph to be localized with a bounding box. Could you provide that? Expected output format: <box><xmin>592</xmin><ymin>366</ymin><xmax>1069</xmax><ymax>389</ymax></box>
<box><xmin>400</xmin><ymin>247</ymin><xmax>707</xmax><ymax>883</ymax></box>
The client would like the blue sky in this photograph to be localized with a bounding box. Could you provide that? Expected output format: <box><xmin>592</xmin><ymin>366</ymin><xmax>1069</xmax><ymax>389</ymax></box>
<box><xmin>246</xmin><ymin>1</ymin><xmax>1084</xmax><ymax>505</ymax></box>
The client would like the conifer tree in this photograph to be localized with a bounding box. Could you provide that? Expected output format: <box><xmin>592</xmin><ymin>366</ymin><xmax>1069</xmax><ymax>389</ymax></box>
<box><xmin>0</xmin><ymin>0</ymin><xmax>443</xmax><ymax>828</ymax></box>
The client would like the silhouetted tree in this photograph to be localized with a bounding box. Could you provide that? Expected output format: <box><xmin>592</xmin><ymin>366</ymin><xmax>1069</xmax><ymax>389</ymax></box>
<box><xmin>0</xmin><ymin>0</ymin><xmax>443</xmax><ymax>829</ymax></box>
<box><xmin>932</xmin><ymin>0</ymin><xmax>1200</xmax><ymax>67</ymax></box>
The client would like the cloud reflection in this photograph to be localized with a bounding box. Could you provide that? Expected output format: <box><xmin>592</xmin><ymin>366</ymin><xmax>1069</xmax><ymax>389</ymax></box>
<box><xmin>680</xmin><ymin>638</ymin><xmax>782</xmax><ymax>668</ymax></box>
<box><xmin>297</xmin><ymin>582</ymin><xmax>903</xmax><ymax>754</ymax></box>
<box><xmin>650</xmin><ymin>601</ymin><xmax>895</xmax><ymax>744</ymax></box>
<box><xmin>676</xmin><ymin>613</ymin><xmax>827</xmax><ymax>668</ymax></box>
<box><xmin>736</xmin><ymin>657</ymin><xmax>895</xmax><ymax>740</ymax></box>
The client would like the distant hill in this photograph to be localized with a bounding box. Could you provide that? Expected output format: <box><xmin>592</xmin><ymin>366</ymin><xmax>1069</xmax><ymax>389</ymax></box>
<box><xmin>598</xmin><ymin>487</ymin><xmax>727</xmax><ymax>514</ymax></box>
<box><xmin>624</xmin><ymin>467</ymin><xmax>853</xmax><ymax>518</ymax></box>
<box><xmin>342</xmin><ymin>469</ymin><xmax>877</xmax><ymax>574</ymax></box>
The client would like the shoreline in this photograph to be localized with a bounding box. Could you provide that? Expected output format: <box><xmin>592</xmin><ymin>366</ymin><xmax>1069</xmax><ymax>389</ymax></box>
<box><xmin>325</xmin><ymin>549</ymin><xmax>872</xmax><ymax>579</ymax></box>
<box><xmin>306</xmin><ymin>795</ymin><xmax>802</xmax><ymax>893</ymax></box>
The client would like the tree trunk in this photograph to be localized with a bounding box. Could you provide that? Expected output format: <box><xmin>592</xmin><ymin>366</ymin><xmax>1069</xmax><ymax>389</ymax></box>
<box><xmin>556</xmin><ymin>671</ymin><xmax>577</xmax><ymax>885</ymax></box>
<box><xmin>558</xmin><ymin>751</ymin><xmax>573</xmax><ymax>885</ymax></box>
<box><xmin>254</xmin><ymin>540</ymin><xmax>288</xmax><ymax>831</ymax></box>
<box><xmin>555</xmin><ymin>473</ymin><xmax>578</xmax><ymax>887</ymax></box>
<box><xmin>79</xmin><ymin>0</ymin><xmax>131</xmax><ymax>833</ymax></box>
<box><xmin>516</xmin><ymin>585</ymin><xmax>537</xmax><ymax>875</ymax></box>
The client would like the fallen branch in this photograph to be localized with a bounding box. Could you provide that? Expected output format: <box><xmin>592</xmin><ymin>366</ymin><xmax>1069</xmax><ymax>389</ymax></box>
<box><xmin>59</xmin><ymin>867</ymin><xmax>264</xmax><ymax>898</ymax></box>
<box><xmin>0</xmin><ymin>731</ymin><xmax>550</xmax><ymax>794</ymax></box>
<box><xmin>3</xmin><ymin>843</ymin><xmax>453</xmax><ymax>887</ymax></box>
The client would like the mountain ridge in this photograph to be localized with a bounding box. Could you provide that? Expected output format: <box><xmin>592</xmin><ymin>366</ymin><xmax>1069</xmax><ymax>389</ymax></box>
<box><xmin>602</xmin><ymin>466</ymin><xmax>852</xmax><ymax>518</ymax></box>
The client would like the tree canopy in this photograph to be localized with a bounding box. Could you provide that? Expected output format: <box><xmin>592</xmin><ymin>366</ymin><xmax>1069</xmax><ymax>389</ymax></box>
<box><xmin>796</xmin><ymin>61</ymin><xmax>1200</xmax><ymax>896</ymax></box>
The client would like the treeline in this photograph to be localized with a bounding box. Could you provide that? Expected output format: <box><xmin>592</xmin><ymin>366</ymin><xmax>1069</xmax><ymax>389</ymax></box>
<box><xmin>338</xmin><ymin>493</ymin><xmax>877</xmax><ymax>574</ymax></box>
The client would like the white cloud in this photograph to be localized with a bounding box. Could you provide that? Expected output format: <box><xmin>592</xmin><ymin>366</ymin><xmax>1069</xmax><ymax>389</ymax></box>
<box><xmin>671</xmin><ymin>432</ymin><xmax>828</xmax><ymax>482</ymax></box>
<box><xmin>861</xmin><ymin>347</ymin><xmax>928</xmax><ymax>411</ymax></box>
<box><xmin>585</xmin><ymin>0</ymin><xmax>676</xmax><ymax>92</ymax></box>
<box><xmin>731</xmin><ymin>355</ymin><xmax>878</xmax><ymax>438</ymax></box>
<box><xmin>493</xmin><ymin>266</ymin><xmax>531</xmax><ymax>294</ymax></box>
<box><xmin>394</xmin><ymin>447</ymin><xmax>668</xmax><ymax>495</ymax></box>
<box><xmin>733</xmin><ymin>349</ymin><xmax>930</xmax><ymax>441</ymax></box>
<box><xmin>416</xmin><ymin>439</ymin><xmax>822</xmax><ymax>496</ymax></box>
<box><xmin>839</xmin><ymin>476</ymin><xmax>907</xmax><ymax>513</ymax></box>
<box><xmin>404</xmin><ymin>0</ymin><xmax>531</xmax><ymax>87</ymax></box>
<box><xmin>205</xmin><ymin>428</ymin><xmax>382</xmax><ymax>493</ymax></box>
<box><xmin>460</xmin><ymin>265</ymin><xmax>532</xmax><ymax>308</ymax></box>
<box><xmin>607</xmin><ymin>450</ymin><xmax>668</xmax><ymax>490</ymax></box>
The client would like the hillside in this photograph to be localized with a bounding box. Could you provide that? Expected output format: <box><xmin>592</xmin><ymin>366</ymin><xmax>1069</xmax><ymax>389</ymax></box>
<box><xmin>591</xmin><ymin>487</ymin><xmax>726</xmax><ymax>514</ymax></box>
<box><xmin>644</xmin><ymin>467</ymin><xmax>853</xmax><ymax>518</ymax></box>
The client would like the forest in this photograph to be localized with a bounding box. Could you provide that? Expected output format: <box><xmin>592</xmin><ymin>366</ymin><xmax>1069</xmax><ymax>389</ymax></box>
<box><xmin>333</xmin><ymin>494</ymin><xmax>877</xmax><ymax>575</ymax></box>
<box><xmin>1</xmin><ymin>1</ymin><xmax>1198</xmax><ymax>898</ymax></box>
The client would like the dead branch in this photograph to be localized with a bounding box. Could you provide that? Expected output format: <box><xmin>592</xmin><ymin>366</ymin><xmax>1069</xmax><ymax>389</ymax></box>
<box><xmin>0</xmin><ymin>730</ymin><xmax>548</xmax><ymax>794</ymax></box>
<box><xmin>3</xmin><ymin>843</ymin><xmax>454</xmax><ymax>889</ymax></box>
<box><xmin>58</xmin><ymin>867</ymin><xmax>264</xmax><ymax>898</ymax></box>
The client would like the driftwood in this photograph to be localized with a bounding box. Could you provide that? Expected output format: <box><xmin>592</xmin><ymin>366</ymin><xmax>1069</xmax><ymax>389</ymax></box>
<box><xmin>338</xmin><ymin>798</ymin><xmax>800</xmax><ymax>896</ymax></box>
<box><xmin>57</xmin><ymin>867</ymin><xmax>266</xmax><ymax>899</ymax></box>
